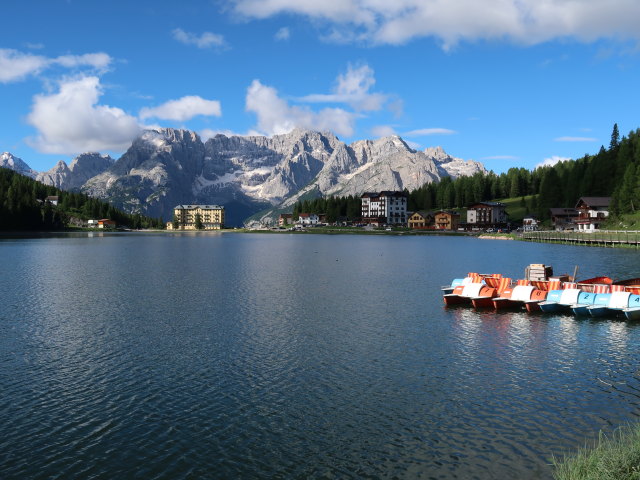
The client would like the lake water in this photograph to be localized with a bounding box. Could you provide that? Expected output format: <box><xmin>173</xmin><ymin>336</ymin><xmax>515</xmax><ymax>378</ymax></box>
<box><xmin>2</xmin><ymin>232</ymin><xmax>640</xmax><ymax>479</ymax></box>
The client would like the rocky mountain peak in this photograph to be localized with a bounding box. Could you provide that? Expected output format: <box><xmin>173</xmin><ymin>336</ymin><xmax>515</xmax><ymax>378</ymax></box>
<box><xmin>0</xmin><ymin>152</ymin><xmax>37</xmax><ymax>178</ymax></box>
<box><xmin>36</xmin><ymin>152</ymin><xmax>114</xmax><ymax>191</ymax></box>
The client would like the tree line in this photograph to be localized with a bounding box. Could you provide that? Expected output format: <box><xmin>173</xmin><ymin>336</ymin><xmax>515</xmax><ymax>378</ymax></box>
<box><xmin>0</xmin><ymin>168</ymin><xmax>164</xmax><ymax>231</ymax></box>
<box><xmin>292</xmin><ymin>124</ymin><xmax>640</xmax><ymax>222</ymax></box>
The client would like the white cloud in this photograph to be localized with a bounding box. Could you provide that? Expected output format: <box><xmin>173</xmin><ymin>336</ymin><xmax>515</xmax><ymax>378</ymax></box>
<box><xmin>0</xmin><ymin>49</ymin><xmax>47</xmax><ymax>82</ymax></box>
<box><xmin>536</xmin><ymin>155</ymin><xmax>571</xmax><ymax>169</ymax></box>
<box><xmin>371</xmin><ymin>125</ymin><xmax>396</xmax><ymax>137</ymax></box>
<box><xmin>172</xmin><ymin>28</ymin><xmax>226</xmax><ymax>49</ymax></box>
<box><xmin>300</xmin><ymin>64</ymin><xmax>387</xmax><ymax>112</ymax></box>
<box><xmin>55</xmin><ymin>52</ymin><xmax>112</xmax><ymax>70</ymax></box>
<box><xmin>26</xmin><ymin>76</ymin><xmax>141</xmax><ymax>154</ymax></box>
<box><xmin>404</xmin><ymin>140</ymin><xmax>422</xmax><ymax>150</ymax></box>
<box><xmin>245</xmin><ymin>79</ymin><xmax>356</xmax><ymax>136</ymax></box>
<box><xmin>200</xmin><ymin>128</ymin><xmax>250</xmax><ymax>141</ymax></box>
<box><xmin>0</xmin><ymin>48</ymin><xmax>113</xmax><ymax>83</ymax></box>
<box><xmin>275</xmin><ymin>27</ymin><xmax>290</xmax><ymax>41</ymax></box>
<box><xmin>232</xmin><ymin>0</ymin><xmax>640</xmax><ymax>48</ymax></box>
<box><xmin>404</xmin><ymin>128</ymin><xmax>457</xmax><ymax>136</ymax></box>
<box><xmin>554</xmin><ymin>136</ymin><xmax>598</xmax><ymax>142</ymax></box>
<box><xmin>139</xmin><ymin>96</ymin><xmax>222</xmax><ymax>121</ymax></box>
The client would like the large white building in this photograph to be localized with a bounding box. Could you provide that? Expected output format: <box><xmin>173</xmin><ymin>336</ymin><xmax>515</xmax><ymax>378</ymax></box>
<box><xmin>167</xmin><ymin>204</ymin><xmax>225</xmax><ymax>230</ymax></box>
<box><xmin>297</xmin><ymin>213</ymin><xmax>319</xmax><ymax>226</ymax></box>
<box><xmin>361</xmin><ymin>191</ymin><xmax>408</xmax><ymax>225</ymax></box>
<box><xmin>466</xmin><ymin>202</ymin><xmax>507</xmax><ymax>226</ymax></box>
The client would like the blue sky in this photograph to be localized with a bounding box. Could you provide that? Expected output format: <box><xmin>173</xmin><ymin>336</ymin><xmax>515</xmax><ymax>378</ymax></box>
<box><xmin>2</xmin><ymin>0</ymin><xmax>640</xmax><ymax>174</ymax></box>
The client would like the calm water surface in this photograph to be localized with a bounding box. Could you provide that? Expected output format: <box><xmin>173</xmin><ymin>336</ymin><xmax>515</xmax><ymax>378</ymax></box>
<box><xmin>2</xmin><ymin>233</ymin><xmax>640</xmax><ymax>479</ymax></box>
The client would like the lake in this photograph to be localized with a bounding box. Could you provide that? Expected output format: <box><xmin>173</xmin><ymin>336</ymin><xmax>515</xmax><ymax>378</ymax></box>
<box><xmin>2</xmin><ymin>232</ymin><xmax>640</xmax><ymax>479</ymax></box>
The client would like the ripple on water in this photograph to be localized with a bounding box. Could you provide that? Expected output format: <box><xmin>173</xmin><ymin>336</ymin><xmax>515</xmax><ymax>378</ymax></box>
<box><xmin>2</xmin><ymin>234</ymin><xmax>640</xmax><ymax>479</ymax></box>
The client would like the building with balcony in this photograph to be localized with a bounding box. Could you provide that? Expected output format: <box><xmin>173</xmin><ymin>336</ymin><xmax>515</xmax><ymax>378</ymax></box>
<box><xmin>466</xmin><ymin>202</ymin><xmax>507</xmax><ymax>226</ymax></box>
<box><xmin>435</xmin><ymin>210</ymin><xmax>460</xmax><ymax>230</ymax></box>
<box><xmin>297</xmin><ymin>213</ymin><xmax>319</xmax><ymax>226</ymax></box>
<box><xmin>575</xmin><ymin>197</ymin><xmax>610</xmax><ymax>231</ymax></box>
<box><xmin>361</xmin><ymin>191</ymin><xmax>408</xmax><ymax>226</ymax></box>
<box><xmin>549</xmin><ymin>208</ymin><xmax>579</xmax><ymax>230</ymax></box>
<box><xmin>278</xmin><ymin>213</ymin><xmax>293</xmax><ymax>227</ymax></box>
<box><xmin>168</xmin><ymin>204</ymin><xmax>225</xmax><ymax>230</ymax></box>
<box><xmin>408</xmin><ymin>211</ymin><xmax>434</xmax><ymax>229</ymax></box>
<box><xmin>522</xmin><ymin>216</ymin><xmax>539</xmax><ymax>232</ymax></box>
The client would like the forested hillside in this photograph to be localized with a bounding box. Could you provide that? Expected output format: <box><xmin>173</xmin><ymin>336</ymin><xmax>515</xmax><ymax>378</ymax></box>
<box><xmin>292</xmin><ymin>124</ymin><xmax>640</xmax><ymax>222</ymax></box>
<box><xmin>0</xmin><ymin>168</ymin><xmax>164</xmax><ymax>231</ymax></box>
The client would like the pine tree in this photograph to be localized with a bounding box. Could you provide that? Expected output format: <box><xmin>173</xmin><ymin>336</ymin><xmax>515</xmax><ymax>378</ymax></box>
<box><xmin>610</xmin><ymin>123</ymin><xmax>620</xmax><ymax>150</ymax></box>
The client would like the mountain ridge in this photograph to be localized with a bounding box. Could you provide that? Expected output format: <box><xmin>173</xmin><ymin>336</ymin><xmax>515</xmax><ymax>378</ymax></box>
<box><xmin>2</xmin><ymin>128</ymin><xmax>486</xmax><ymax>226</ymax></box>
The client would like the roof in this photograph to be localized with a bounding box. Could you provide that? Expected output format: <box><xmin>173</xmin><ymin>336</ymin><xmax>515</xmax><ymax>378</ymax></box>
<box><xmin>575</xmin><ymin>197</ymin><xmax>611</xmax><ymax>208</ymax></box>
<box><xmin>435</xmin><ymin>210</ymin><xmax>460</xmax><ymax>216</ymax></box>
<box><xmin>410</xmin><ymin>210</ymin><xmax>434</xmax><ymax>218</ymax></box>
<box><xmin>468</xmin><ymin>201</ymin><xmax>505</xmax><ymax>208</ymax></box>
<box><xmin>549</xmin><ymin>208</ymin><xmax>579</xmax><ymax>216</ymax></box>
<box><xmin>175</xmin><ymin>204</ymin><xmax>224</xmax><ymax>210</ymax></box>
<box><xmin>360</xmin><ymin>190</ymin><xmax>407</xmax><ymax>198</ymax></box>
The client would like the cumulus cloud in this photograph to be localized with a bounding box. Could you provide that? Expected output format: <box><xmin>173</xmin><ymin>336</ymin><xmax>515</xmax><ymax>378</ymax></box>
<box><xmin>232</xmin><ymin>0</ymin><xmax>640</xmax><ymax>48</ymax></box>
<box><xmin>275</xmin><ymin>27</ymin><xmax>290</xmax><ymax>41</ymax></box>
<box><xmin>300</xmin><ymin>64</ymin><xmax>388</xmax><ymax>112</ymax></box>
<box><xmin>536</xmin><ymin>155</ymin><xmax>571</xmax><ymax>169</ymax></box>
<box><xmin>371</xmin><ymin>125</ymin><xmax>397</xmax><ymax>137</ymax></box>
<box><xmin>554</xmin><ymin>136</ymin><xmax>598</xmax><ymax>142</ymax></box>
<box><xmin>139</xmin><ymin>96</ymin><xmax>222</xmax><ymax>121</ymax></box>
<box><xmin>26</xmin><ymin>76</ymin><xmax>141</xmax><ymax>154</ymax></box>
<box><xmin>0</xmin><ymin>49</ymin><xmax>112</xmax><ymax>83</ymax></box>
<box><xmin>172</xmin><ymin>28</ymin><xmax>226</xmax><ymax>49</ymax></box>
<box><xmin>404</xmin><ymin>128</ymin><xmax>457</xmax><ymax>136</ymax></box>
<box><xmin>245</xmin><ymin>79</ymin><xmax>356</xmax><ymax>136</ymax></box>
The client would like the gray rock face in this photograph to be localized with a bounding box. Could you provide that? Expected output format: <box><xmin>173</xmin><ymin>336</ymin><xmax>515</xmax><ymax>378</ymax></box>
<box><xmin>36</xmin><ymin>153</ymin><xmax>114</xmax><ymax>190</ymax></box>
<box><xmin>5</xmin><ymin>128</ymin><xmax>487</xmax><ymax>226</ymax></box>
<box><xmin>84</xmin><ymin>128</ymin><xmax>486</xmax><ymax>225</ymax></box>
<box><xmin>0</xmin><ymin>152</ymin><xmax>37</xmax><ymax>178</ymax></box>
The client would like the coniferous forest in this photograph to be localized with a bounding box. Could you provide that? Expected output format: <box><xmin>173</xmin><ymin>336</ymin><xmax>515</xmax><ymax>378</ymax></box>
<box><xmin>0</xmin><ymin>168</ymin><xmax>164</xmax><ymax>231</ymax></box>
<box><xmin>292</xmin><ymin>124</ymin><xmax>640</xmax><ymax>223</ymax></box>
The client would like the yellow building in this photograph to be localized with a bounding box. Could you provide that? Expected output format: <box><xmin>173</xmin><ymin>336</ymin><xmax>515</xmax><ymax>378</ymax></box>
<box><xmin>408</xmin><ymin>211</ymin><xmax>434</xmax><ymax>229</ymax></box>
<box><xmin>435</xmin><ymin>210</ymin><xmax>460</xmax><ymax>230</ymax></box>
<box><xmin>167</xmin><ymin>204</ymin><xmax>225</xmax><ymax>230</ymax></box>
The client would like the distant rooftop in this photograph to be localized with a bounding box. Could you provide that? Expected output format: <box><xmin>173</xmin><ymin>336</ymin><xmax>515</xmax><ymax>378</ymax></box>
<box><xmin>174</xmin><ymin>204</ymin><xmax>224</xmax><ymax>210</ymax></box>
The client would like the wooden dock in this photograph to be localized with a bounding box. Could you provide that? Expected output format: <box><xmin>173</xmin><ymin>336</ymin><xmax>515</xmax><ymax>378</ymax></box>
<box><xmin>522</xmin><ymin>230</ymin><xmax>640</xmax><ymax>248</ymax></box>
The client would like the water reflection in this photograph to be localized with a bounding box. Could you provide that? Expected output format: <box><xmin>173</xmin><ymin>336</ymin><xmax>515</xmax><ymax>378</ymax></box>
<box><xmin>3</xmin><ymin>234</ymin><xmax>640</xmax><ymax>479</ymax></box>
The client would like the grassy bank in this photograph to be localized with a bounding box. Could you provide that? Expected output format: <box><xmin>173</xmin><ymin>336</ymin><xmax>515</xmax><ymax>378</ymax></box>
<box><xmin>553</xmin><ymin>424</ymin><xmax>640</xmax><ymax>480</ymax></box>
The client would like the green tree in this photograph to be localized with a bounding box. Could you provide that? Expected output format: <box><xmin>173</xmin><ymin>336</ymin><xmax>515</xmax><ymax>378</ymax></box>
<box><xmin>610</xmin><ymin>123</ymin><xmax>620</xmax><ymax>150</ymax></box>
<box><xmin>195</xmin><ymin>213</ymin><xmax>203</xmax><ymax>230</ymax></box>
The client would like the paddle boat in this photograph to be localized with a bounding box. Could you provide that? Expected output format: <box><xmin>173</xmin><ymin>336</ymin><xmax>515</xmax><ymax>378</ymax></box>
<box><xmin>441</xmin><ymin>277</ymin><xmax>467</xmax><ymax>295</ymax></box>
<box><xmin>570</xmin><ymin>291</ymin><xmax>599</xmax><ymax>316</ymax></box>
<box><xmin>492</xmin><ymin>283</ymin><xmax>536</xmax><ymax>310</ymax></box>
<box><xmin>587</xmin><ymin>292</ymin><xmax>640</xmax><ymax>317</ymax></box>
<box><xmin>442</xmin><ymin>273</ymin><xmax>502</xmax><ymax>306</ymax></box>
<box><xmin>538</xmin><ymin>287</ymin><xmax>581</xmax><ymax>313</ymax></box>
<box><xmin>613</xmin><ymin>278</ymin><xmax>640</xmax><ymax>294</ymax></box>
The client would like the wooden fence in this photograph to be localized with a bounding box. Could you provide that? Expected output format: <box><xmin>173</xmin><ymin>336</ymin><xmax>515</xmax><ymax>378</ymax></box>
<box><xmin>521</xmin><ymin>230</ymin><xmax>640</xmax><ymax>248</ymax></box>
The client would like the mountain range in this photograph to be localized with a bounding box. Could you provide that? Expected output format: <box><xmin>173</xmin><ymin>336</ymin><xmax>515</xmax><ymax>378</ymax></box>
<box><xmin>2</xmin><ymin>128</ymin><xmax>486</xmax><ymax>226</ymax></box>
